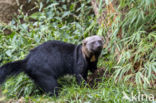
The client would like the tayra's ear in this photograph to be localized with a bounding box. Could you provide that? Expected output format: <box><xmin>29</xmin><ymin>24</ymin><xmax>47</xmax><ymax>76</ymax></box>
<box><xmin>82</xmin><ymin>39</ymin><xmax>87</xmax><ymax>46</ymax></box>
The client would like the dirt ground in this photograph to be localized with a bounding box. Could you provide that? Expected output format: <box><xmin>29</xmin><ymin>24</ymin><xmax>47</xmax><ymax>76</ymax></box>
<box><xmin>87</xmin><ymin>68</ymin><xmax>111</xmax><ymax>87</ymax></box>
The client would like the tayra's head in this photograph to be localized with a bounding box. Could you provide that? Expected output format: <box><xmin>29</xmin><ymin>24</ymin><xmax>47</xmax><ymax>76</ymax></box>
<box><xmin>82</xmin><ymin>35</ymin><xmax>104</xmax><ymax>58</ymax></box>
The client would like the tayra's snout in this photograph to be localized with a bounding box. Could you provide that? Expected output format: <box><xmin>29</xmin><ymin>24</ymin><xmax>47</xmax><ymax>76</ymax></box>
<box><xmin>96</xmin><ymin>43</ymin><xmax>102</xmax><ymax>50</ymax></box>
<box><xmin>93</xmin><ymin>41</ymin><xmax>103</xmax><ymax>52</ymax></box>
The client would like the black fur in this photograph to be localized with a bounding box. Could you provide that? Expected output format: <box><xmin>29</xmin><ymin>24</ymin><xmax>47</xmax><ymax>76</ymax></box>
<box><xmin>0</xmin><ymin>40</ymin><xmax>101</xmax><ymax>95</ymax></box>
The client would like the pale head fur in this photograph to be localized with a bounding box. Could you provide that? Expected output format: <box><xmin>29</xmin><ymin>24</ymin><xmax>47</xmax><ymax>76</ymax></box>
<box><xmin>82</xmin><ymin>35</ymin><xmax>104</xmax><ymax>58</ymax></box>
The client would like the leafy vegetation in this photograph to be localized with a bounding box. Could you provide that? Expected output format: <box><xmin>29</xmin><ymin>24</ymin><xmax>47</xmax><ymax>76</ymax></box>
<box><xmin>0</xmin><ymin>0</ymin><xmax>155</xmax><ymax>102</ymax></box>
<box><xmin>108</xmin><ymin>0</ymin><xmax>156</xmax><ymax>88</ymax></box>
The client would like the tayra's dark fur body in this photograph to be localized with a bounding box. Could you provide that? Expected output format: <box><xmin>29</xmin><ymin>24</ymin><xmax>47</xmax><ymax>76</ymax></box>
<box><xmin>0</xmin><ymin>39</ymin><xmax>102</xmax><ymax>95</ymax></box>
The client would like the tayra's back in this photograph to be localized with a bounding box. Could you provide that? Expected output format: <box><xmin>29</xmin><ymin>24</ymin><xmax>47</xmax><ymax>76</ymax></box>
<box><xmin>25</xmin><ymin>40</ymin><xmax>80</xmax><ymax>78</ymax></box>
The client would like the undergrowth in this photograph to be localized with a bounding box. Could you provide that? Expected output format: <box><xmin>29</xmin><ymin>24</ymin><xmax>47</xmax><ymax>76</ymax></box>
<box><xmin>0</xmin><ymin>0</ymin><xmax>155</xmax><ymax>102</ymax></box>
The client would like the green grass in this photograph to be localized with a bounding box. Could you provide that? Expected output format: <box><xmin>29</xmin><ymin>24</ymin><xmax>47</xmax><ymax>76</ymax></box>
<box><xmin>1</xmin><ymin>77</ymin><xmax>152</xmax><ymax>103</ymax></box>
<box><xmin>23</xmin><ymin>80</ymin><xmax>135</xmax><ymax>103</ymax></box>
<box><xmin>0</xmin><ymin>76</ymin><xmax>137</xmax><ymax>103</ymax></box>
<box><xmin>0</xmin><ymin>0</ymin><xmax>155</xmax><ymax>102</ymax></box>
<box><xmin>1</xmin><ymin>58</ymin><xmax>154</xmax><ymax>103</ymax></box>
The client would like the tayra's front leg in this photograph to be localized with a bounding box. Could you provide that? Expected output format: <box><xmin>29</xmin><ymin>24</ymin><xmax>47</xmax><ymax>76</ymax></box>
<box><xmin>73</xmin><ymin>58</ymin><xmax>88</xmax><ymax>85</ymax></box>
<box><xmin>75</xmin><ymin>74</ymin><xmax>87</xmax><ymax>85</ymax></box>
<box><xmin>82</xmin><ymin>69</ymin><xmax>88</xmax><ymax>81</ymax></box>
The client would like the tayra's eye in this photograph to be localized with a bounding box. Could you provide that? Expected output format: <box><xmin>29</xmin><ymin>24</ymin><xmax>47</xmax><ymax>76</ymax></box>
<box><xmin>98</xmin><ymin>40</ymin><xmax>102</xmax><ymax>44</ymax></box>
<box><xmin>91</xmin><ymin>41</ymin><xmax>95</xmax><ymax>44</ymax></box>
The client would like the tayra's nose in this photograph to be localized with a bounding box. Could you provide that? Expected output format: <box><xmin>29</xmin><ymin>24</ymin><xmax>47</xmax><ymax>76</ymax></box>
<box><xmin>95</xmin><ymin>42</ymin><xmax>102</xmax><ymax>50</ymax></box>
<box><xmin>97</xmin><ymin>46</ymin><xmax>102</xmax><ymax>50</ymax></box>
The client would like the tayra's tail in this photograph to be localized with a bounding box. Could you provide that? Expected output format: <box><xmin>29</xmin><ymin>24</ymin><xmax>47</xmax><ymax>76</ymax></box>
<box><xmin>0</xmin><ymin>60</ymin><xmax>26</xmax><ymax>84</ymax></box>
